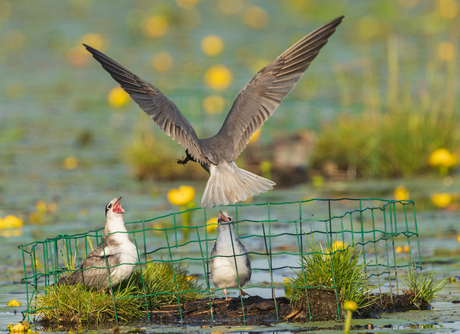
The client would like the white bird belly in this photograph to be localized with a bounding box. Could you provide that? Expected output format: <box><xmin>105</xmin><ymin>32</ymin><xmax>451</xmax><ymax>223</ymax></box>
<box><xmin>107</xmin><ymin>244</ymin><xmax>138</xmax><ymax>285</ymax></box>
<box><xmin>211</xmin><ymin>255</ymin><xmax>250</xmax><ymax>288</ymax></box>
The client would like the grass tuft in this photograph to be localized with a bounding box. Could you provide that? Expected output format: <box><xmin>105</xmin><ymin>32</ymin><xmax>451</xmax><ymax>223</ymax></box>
<box><xmin>401</xmin><ymin>266</ymin><xmax>448</xmax><ymax>308</ymax></box>
<box><xmin>136</xmin><ymin>261</ymin><xmax>202</xmax><ymax>310</ymax></box>
<box><xmin>289</xmin><ymin>237</ymin><xmax>373</xmax><ymax>311</ymax></box>
<box><xmin>35</xmin><ymin>276</ymin><xmax>142</xmax><ymax>325</ymax></box>
<box><xmin>312</xmin><ymin>110</ymin><xmax>460</xmax><ymax>178</ymax></box>
<box><xmin>35</xmin><ymin>261</ymin><xmax>201</xmax><ymax>325</ymax></box>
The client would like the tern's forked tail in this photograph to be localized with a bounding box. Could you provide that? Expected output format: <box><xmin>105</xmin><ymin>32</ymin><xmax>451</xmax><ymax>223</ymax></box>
<box><xmin>201</xmin><ymin>161</ymin><xmax>275</xmax><ymax>209</ymax></box>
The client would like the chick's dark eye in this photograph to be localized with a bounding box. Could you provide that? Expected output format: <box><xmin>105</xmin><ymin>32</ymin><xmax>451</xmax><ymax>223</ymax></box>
<box><xmin>108</xmin><ymin>204</ymin><xmax>112</xmax><ymax>209</ymax></box>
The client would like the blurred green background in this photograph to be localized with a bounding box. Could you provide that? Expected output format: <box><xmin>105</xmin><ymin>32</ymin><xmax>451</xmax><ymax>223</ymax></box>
<box><xmin>1</xmin><ymin>0</ymin><xmax>460</xmax><ymax>331</ymax></box>
<box><xmin>0</xmin><ymin>0</ymin><xmax>459</xmax><ymax>269</ymax></box>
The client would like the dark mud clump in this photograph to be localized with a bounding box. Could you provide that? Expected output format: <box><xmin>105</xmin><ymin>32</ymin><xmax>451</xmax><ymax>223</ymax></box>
<box><xmin>150</xmin><ymin>296</ymin><xmax>291</xmax><ymax>326</ymax></box>
<box><xmin>149</xmin><ymin>290</ymin><xmax>428</xmax><ymax>325</ymax></box>
<box><xmin>357</xmin><ymin>290</ymin><xmax>430</xmax><ymax>318</ymax></box>
<box><xmin>284</xmin><ymin>289</ymin><xmax>344</xmax><ymax>322</ymax></box>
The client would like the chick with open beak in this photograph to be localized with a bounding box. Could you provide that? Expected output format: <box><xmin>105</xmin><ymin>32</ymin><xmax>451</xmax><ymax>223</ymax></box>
<box><xmin>58</xmin><ymin>197</ymin><xmax>138</xmax><ymax>288</ymax></box>
<box><xmin>210</xmin><ymin>211</ymin><xmax>251</xmax><ymax>300</ymax></box>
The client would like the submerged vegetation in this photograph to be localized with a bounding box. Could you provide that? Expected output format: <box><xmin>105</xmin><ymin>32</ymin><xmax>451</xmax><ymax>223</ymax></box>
<box><xmin>35</xmin><ymin>262</ymin><xmax>202</xmax><ymax>325</ymax></box>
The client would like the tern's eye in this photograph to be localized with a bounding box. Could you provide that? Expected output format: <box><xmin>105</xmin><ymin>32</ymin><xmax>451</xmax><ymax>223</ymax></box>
<box><xmin>108</xmin><ymin>204</ymin><xmax>112</xmax><ymax>209</ymax></box>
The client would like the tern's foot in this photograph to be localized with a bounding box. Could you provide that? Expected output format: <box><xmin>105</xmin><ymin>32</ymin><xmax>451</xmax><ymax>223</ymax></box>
<box><xmin>177</xmin><ymin>157</ymin><xmax>189</xmax><ymax>165</ymax></box>
<box><xmin>240</xmin><ymin>289</ymin><xmax>250</xmax><ymax>297</ymax></box>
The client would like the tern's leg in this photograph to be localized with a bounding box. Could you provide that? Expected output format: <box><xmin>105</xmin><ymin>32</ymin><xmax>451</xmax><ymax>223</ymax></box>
<box><xmin>224</xmin><ymin>288</ymin><xmax>230</xmax><ymax>300</ymax></box>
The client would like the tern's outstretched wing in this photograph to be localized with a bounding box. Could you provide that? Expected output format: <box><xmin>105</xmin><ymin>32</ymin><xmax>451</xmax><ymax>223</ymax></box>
<box><xmin>218</xmin><ymin>16</ymin><xmax>344</xmax><ymax>159</ymax></box>
<box><xmin>84</xmin><ymin>44</ymin><xmax>207</xmax><ymax>165</ymax></box>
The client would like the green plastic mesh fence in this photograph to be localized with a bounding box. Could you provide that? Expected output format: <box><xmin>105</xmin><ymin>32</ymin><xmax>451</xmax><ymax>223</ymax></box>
<box><xmin>19</xmin><ymin>198</ymin><xmax>421</xmax><ymax>324</ymax></box>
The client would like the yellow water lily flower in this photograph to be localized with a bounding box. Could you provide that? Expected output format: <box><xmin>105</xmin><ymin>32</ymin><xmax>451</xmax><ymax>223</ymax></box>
<box><xmin>249</xmin><ymin>129</ymin><xmax>261</xmax><ymax>144</ymax></box>
<box><xmin>394</xmin><ymin>185</ymin><xmax>409</xmax><ymax>201</ymax></box>
<box><xmin>143</xmin><ymin>15</ymin><xmax>168</xmax><ymax>38</ymax></box>
<box><xmin>204</xmin><ymin>65</ymin><xmax>233</xmax><ymax>90</ymax></box>
<box><xmin>0</xmin><ymin>230</ymin><xmax>12</xmax><ymax>237</ymax></box>
<box><xmin>206</xmin><ymin>217</ymin><xmax>218</xmax><ymax>233</ymax></box>
<box><xmin>343</xmin><ymin>300</ymin><xmax>357</xmax><ymax>334</ymax></box>
<box><xmin>167</xmin><ymin>186</ymin><xmax>195</xmax><ymax>206</ymax></box>
<box><xmin>312</xmin><ymin>175</ymin><xmax>325</xmax><ymax>188</ymax></box>
<box><xmin>152</xmin><ymin>52</ymin><xmax>174</xmax><ymax>73</ymax></box>
<box><xmin>7</xmin><ymin>300</ymin><xmax>21</xmax><ymax>307</ymax></box>
<box><xmin>332</xmin><ymin>240</ymin><xmax>345</xmax><ymax>251</ymax></box>
<box><xmin>250</xmin><ymin>58</ymin><xmax>270</xmax><ymax>74</ymax></box>
<box><xmin>438</xmin><ymin>42</ymin><xmax>455</xmax><ymax>62</ymax></box>
<box><xmin>201</xmin><ymin>35</ymin><xmax>224</xmax><ymax>56</ymax></box>
<box><xmin>325</xmin><ymin>240</ymin><xmax>347</xmax><ymax>259</ymax></box>
<box><xmin>80</xmin><ymin>33</ymin><xmax>107</xmax><ymax>51</ymax></box>
<box><xmin>108</xmin><ymin>86</ymin><xmax>129</xmax><ymax>108</ymax></box>
<box><xmin>438</xmin><ymin>0</ymin><xmax>458</xmax><ymax>18</ymax></box>
<box><xmin>63</xmin><ymin>157</ymin><xmax>78</xmax><ymax>170</ymax></box>
<box><xmin>429</xmin><ymin>148</ymin><xmax>457</xmax><ymax>168</ymax></box>
<box><xmin>35</xmin><ymin>200</ymin><xmax>47</xmax><ymax>212</ymax></box>
<box><xmin>343</xmin><ymin>300</ymin><xmax>357</xmax><ymax>312</ymax></box>
<box><xmin>7</xmin><ymin>320</ymin><xmax>29</xmax><ymax>332</ymax></box>
<box><xmin>241</xmin><ymin>6</ymin><xmax>269</xmax><ymax>29</ymax></box>
<box><xmin>2</xmin><ymin>215</ymin><xmax>23</xmax><ymax>228</ymax></box>
<box><xmin>151</xmin><ymin>221</ymin><xmax>164</xmax><ymax>235</ymax></box>
<box><xmin>431</xmin><ymin>193</ymin><xmax>453</xmax><ymax>208</ymax></box>
<box><xmin>67</xmin><ymin>46</ymin><xmax>90</xmax><ymax>67</ymax></box>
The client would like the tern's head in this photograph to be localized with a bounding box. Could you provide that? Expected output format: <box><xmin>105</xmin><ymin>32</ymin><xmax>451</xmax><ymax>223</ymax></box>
<box><xmin>218</xmin><ymin>211</ymin><xmax>232</xmax><ymax>224</ymax></box>
<box><xmin>105</xmin><ymin>197</ymin><xmax>125</xmax><ymax>219</ymax></box>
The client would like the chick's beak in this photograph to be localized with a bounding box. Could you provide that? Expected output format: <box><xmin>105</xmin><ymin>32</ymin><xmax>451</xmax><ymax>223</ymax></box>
<box><xmin>113</xmin><ymin>197</ymin><xmax>125</xmax><ymax>214</ymax></box>
<box><xmin>219</xmin><ymin>211</ymin><xmax>229</xmax><ymax>222</ymax></box>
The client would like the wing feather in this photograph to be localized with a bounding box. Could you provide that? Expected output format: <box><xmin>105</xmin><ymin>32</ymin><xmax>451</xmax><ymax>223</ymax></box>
<box><xmin>217</xmin><ymin>16</ymin><xmax>344</xmax><ymax>159</ymax></box>
<box><xmin>84</xmin><ymin>44</ymin><xmax>207</xmax><ymax>165</ymax></box>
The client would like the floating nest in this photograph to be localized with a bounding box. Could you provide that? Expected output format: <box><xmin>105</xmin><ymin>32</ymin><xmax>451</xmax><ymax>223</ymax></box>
<box><xmin>35</xmin><ymin>289</ymin><xmax>429</xmax><ymax>329</ymax></box>
<box><xmin>148</xmin><ymin>290</ymin><xmax>426</xmax><ymax>326</ymax></box>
